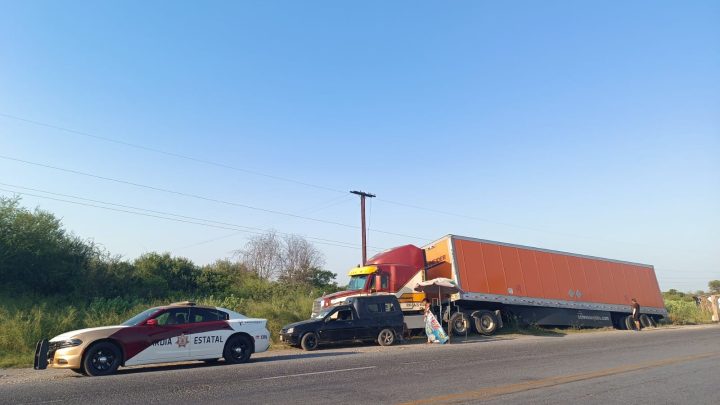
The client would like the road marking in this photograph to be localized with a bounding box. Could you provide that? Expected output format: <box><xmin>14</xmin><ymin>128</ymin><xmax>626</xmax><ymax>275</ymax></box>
<box><xmin>259</xmin><ymin>366</ymin><xmax>376</xmax><ymax>380</ymax></box>
<box><xmin>400</xmin><ymin>351</ymin><xmax>720</xmax><ymax>404</ymax></box>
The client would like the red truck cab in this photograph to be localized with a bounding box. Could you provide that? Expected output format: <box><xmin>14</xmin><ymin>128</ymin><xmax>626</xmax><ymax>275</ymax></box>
<box><xmin>312</xmin><ymin>245</ymin><xmax>427</xmax><ymax>317</ymax></box>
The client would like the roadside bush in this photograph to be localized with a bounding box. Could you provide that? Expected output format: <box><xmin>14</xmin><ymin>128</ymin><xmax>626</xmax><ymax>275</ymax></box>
<box><xmin>664</xmin><ymin>299</ymin><xmax>711</xmax><ymax>325</ymax></box>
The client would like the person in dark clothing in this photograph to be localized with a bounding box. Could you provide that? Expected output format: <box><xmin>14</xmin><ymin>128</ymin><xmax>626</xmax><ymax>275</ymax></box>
<box><xmin>631</xmin><ymin>298</ymin><xmax>641</xmax><ymax>331</ymax></box>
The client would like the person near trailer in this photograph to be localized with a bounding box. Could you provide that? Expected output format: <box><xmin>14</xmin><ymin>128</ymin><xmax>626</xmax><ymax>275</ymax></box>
<box><xmin>422</xmin><ymin>298</ymin><xmax>449</xmax><ymax>344</ymax></box>
<box><xmin>631</xmin><ymin>298</ymin><xmax>641</xmax><ymax>331</ymax></box>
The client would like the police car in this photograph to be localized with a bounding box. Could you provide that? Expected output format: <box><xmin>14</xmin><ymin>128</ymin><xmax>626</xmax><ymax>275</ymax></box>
<box><xmin>33</xmin><ymin>301</ymin><xmax>270</xmax><ymax>376</ymax></box>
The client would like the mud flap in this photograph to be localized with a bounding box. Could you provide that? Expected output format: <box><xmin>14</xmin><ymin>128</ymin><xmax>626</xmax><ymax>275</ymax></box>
<box><xmin>34</xmin><ymin>339</ymin><xmax>49</xmax><ymax>370</ymax></box>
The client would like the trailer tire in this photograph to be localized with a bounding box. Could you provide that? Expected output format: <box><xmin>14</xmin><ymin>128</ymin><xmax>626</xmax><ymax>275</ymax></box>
<box><xmin>474</xmin><ymin>311</ymin><xmax>498</xmax><ymax>336</ymax></box>
<box><xmin>449</xmin><ymin>313</ymin><xmax>470</xmax><ymax>336</ymax></box>
<box><xmin>639</xmin><ymin>314</ymin><xmax>653</xmax><ymax>328</ymax></box>
<box><xmin>624</xmin><ymin>315</ymin><xmax>636</xmax><ymax>331</ymax></box>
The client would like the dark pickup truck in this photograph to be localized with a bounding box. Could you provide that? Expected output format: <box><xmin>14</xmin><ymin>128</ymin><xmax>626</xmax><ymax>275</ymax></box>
<box><xmin>280</xmin><ymin>295</ymin><xmax>404</xmax><ymax>351</ymax></box>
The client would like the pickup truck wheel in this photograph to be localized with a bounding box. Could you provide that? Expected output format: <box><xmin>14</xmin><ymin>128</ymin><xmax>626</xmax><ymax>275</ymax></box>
<box><xmin>639</xmin><ymin>314</ymin><xmax>653</xmax><ymax>328</ymax></box>
<box><xmin>474</xmin><ymin>311</ymin><xmax>498</xmax><ymax>336</ymax></box>
<box><xmin>449</xmin><ymin>313</ymin><xmax>470</xmax><ymax>336</ymax></box>
<box><xmin>82</xmin><ymin>342</ymin><xmax>121</xmax><ymax>376</ymax></box>
<box><xmin>300</xmin><ymin>332</ymin><xmax>319</xmax><ymax>351</ymax></box>
<box><xmin>224</xmin><ymin>335</ymin><xmax>252</xmax><ymax>364</ymax></box>
<box><xmin>377</xmin><ymin>328</ymin><xmax>395</xmax><ymax>346</ymax></box>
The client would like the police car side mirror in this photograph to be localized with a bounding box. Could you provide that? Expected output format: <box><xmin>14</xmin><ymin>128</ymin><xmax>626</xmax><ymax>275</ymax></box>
<box><xmin>146</xmin><ymin>319</ymin><xmax>158</xmax><ymax>327</ymax></box>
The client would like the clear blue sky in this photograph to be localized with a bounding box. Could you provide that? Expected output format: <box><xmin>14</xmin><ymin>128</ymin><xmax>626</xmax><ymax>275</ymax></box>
<box><xmin>1</xmin><ymin>1</ymin><xmax>718</xmax><ymax>291</ymax></box>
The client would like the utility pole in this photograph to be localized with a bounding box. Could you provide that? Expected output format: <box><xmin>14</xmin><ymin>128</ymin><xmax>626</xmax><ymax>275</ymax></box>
<box><xmin>350</xmin><ymin>190</ymin><xmax>376</xmax><ymax>265</ymax></box>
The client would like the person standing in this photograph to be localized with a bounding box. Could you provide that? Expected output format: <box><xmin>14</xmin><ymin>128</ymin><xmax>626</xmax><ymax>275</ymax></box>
<box><xmin>422</xmin><ymin>298</ymin><xmax>448</xmax><ymax>344</ymax></box>
<box><xmin>631</xmin><ymin>298</ymin><xmax>641</xmax><ymax>331</ymax></box>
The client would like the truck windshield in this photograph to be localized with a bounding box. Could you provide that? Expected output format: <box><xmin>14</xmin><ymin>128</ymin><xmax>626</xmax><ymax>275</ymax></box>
<box><xmin>347</xmin><ymin>275</ymin><xmax>369</xmax><ymax>290</ymax></box>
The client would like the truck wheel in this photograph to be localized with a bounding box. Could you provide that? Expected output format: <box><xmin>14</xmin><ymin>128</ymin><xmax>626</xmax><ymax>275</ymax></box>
<box><xmin>300</xmin><ymin>332</ymin><xmax>319</xmax><ymax>351</ymax></box>
<box><xmin>624</xmin><ymin>315</ymin><xmax>636</xmax><ymax>331</ymax></box>
<box><xmin>639</xmin><ymin>314</ymin><xmax>653</xmax><ymax>328</ymax></box>
<box><xmin>474</xmin><ymin>311</ymin><xmax>498</xmax><ymax>336</ymax></box>
<box><xmin>377</xmin><ymin>328</ymin><xmax>395</xmax><ymax>346</ymax></box>
<box><xmin>82</xmin><ymin>341</ymin><xmax>121</xmax><ymax>376</ymax></box>
<box><xmin>449</xmin><ymin>312</ymin><xmax>470</xmax><ymax>336</ymax></box>
<box><xmin>224</xmin><ymin>335</ymin><xmax>252</xmax><ymax>364</ymax></box>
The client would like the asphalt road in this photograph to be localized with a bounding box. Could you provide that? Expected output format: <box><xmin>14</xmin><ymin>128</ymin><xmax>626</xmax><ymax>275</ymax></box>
<box><xmin>1</xmin><ymin>325</ymin><xmax>718</xmax><ymax>404</ymax></box>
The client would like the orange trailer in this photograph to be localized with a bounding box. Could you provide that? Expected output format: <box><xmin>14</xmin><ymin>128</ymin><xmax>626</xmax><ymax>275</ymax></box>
<box><xmin>425</xmin><ymin>235</ymin><xmax>667</xmax><ymax>332</ymax></box>
<box><xmin>314</xmin><ymin>234</ymin><xmax>667</xmax><ymax>335</ymax></box>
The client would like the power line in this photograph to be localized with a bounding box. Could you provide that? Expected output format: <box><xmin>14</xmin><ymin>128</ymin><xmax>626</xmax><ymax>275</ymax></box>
<box><xmin>0</xmin><ymin>185</ymin><xmax>387</xmax><ymax>250</ymax></box>
<box><xmin>0</xmin><ymin>184</ymin><xmax>706</xmax><ymax>278</ymax></box>
<box><xmin>0</xmin><ymin>113</ymin><xmax>709</xmax><ymax>255</ymax></box>
<box><xmin>0</xmin><ymin>155</ymin><xmax>432</xmax><ymax>242</ymax></box>
<box><xmin>0</xmin><ymin>112</ymin><xmax>346</xmax><ymax>194</ymax></box>
<box><xmin>173</xmin><ymin>231</ymin><xmax>251</xmax><ymax>251</ymax></box>
<box><xmin>0</xmin><ymin>112</ymin><xmax>656</xmax><ymax>246</ymax></box>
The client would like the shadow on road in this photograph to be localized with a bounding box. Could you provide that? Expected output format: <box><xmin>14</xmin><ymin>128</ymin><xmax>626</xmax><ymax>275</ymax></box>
<box><xmin>254</xmin><ymin>351</ymin><xmax>357</xmax><ymax>363</ymax></box>
<box><xmin>117</xmin><ymin>361</ymin><xmax>226</xmax><ymax>375</ymax></box>
<box><xmin>113</xmin><ymin>352</ymin><xmax>359</xmax><ymax>375</ymax></box>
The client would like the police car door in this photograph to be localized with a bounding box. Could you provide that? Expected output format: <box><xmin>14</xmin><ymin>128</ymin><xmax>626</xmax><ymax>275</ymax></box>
<box><xmin>187</xmin><ymin>307</ymin><xmax>230</xmax><ymax>359</ymax></box>
<box><xmin>146</xmin><ymin>307</ymin><xmax>192</xmax><ymax>362</ymax></box>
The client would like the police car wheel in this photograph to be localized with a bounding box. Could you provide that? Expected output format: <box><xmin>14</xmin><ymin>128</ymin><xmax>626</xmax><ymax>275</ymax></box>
<box><xmin>224</xmin><ymin>335</ymin><xmax>252</xmax><ymax>364</ymax></box>
<box><xmin>377</xmin><ymin>329</ymin><xmax>395</xmax><ymax>346</ymax></box>
<box><xmin>300</xmin><ymin>332</ymin><xmax>319</xmax><ymax>351</ymax></box>
<box><xmin>82</xmin><ymin>342</ymin><xmax>121</xmax><ymax>376</ymax></box>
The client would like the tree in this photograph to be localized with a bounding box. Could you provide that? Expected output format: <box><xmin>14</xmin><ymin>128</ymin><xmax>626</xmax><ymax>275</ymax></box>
<box><xmin>0</xmin><ymin>196</ymin><xmax>95</xmax><ymax>294</ymax></box>
<box><xmin>709</xmin><ymin>280</ymin><xmax>720</xmax><ymax>294</ymax></box>
<box><xmin>306</xmin><ymin>267</ymin><xmax>339</xmax><ymax>290</ymax></box>
<box><xmin>278</xmin><ymin>235</ymin><xmax>325</xmax><ymax>283</ymax></box>
<box><xmin>133</xmin><ymin>252</ymin><xmax>199</xmax><ymax>297</ymax></box>
<box><xmin>237</xmin><ymin>232</ymin><xmax>331</xmax><ymax>284</ymax></box>
<box><xmin>237</xmin><ymin>232</ymin><xmax>283</xmax><ymax>280</ymax></box>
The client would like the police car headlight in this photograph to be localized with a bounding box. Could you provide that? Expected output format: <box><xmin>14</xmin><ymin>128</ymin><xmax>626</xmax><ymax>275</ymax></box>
<box><xmin>58</xmin><ymin>339</ymin><xmax>83</xmax><ymax>348</ymax></box>
<box><xmin>286</xmin><ymin>327</ymin><xmax>294</xmax><ymax>334</ymax></box>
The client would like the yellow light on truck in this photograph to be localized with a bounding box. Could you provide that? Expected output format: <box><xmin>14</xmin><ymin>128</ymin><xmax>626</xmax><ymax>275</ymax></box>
<box><xmin>348</xmin><ymin>265</ymin><xmax>378</xmax><ymax>276</ymax></box>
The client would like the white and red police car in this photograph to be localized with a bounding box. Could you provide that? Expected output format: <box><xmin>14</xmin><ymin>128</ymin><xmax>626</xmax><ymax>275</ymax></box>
<box><xmin>34</xmin><ymin>301</ymin><xmax>270</xmax><ymax>376</ymax></box>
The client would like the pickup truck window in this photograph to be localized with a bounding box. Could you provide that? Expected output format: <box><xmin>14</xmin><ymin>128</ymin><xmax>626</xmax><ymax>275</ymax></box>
<box><xmin>384</xmin><ymin>302</ymin><xmax>397</xmax><ymax>312</ymax></box>
<box><xmin>328</xmin><ymin>308</ymin><xmax>353</xmax><ymax>321</ymax></box>
<box><xmin>367</xmin><ymin>303</ymin><xmax>381</xmax><ymax>313</ymax></box>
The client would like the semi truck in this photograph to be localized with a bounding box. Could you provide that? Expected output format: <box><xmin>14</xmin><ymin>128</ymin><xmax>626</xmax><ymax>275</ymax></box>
<box><xmin>313</xmin><ymin>234</ymin><xmax>667</xmax><ymax>335</ymax></box>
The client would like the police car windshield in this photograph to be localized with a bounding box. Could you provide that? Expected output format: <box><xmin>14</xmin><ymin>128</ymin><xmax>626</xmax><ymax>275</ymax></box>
<box><xmin>122</xmin><ymin>307</ymin><xmax>160</xmax><ymax>326</ymax></box>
